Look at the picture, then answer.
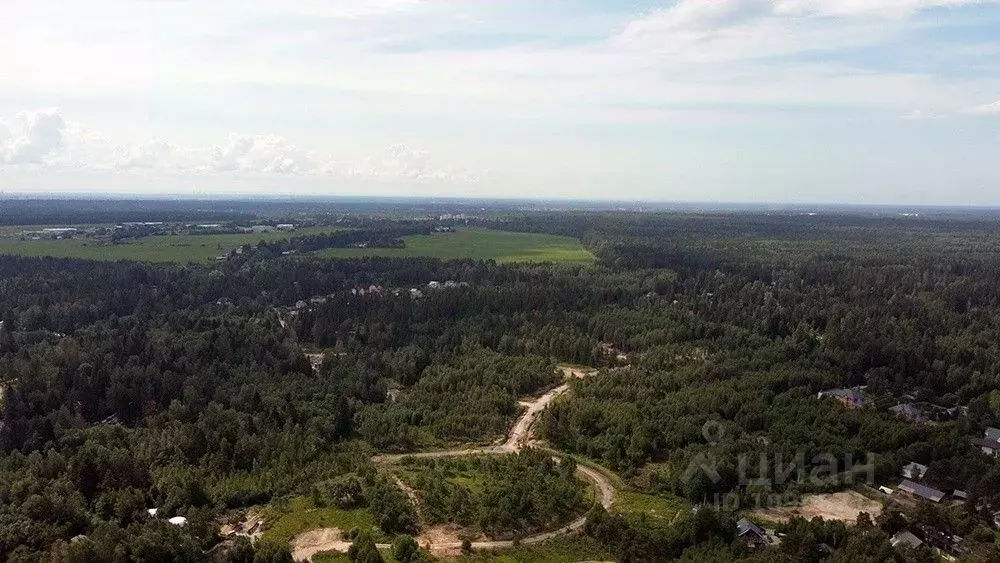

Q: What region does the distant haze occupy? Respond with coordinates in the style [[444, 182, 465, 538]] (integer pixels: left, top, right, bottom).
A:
[[1, 1, 999, 204]]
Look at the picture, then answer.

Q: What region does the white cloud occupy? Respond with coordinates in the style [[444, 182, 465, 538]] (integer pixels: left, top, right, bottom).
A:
[[0, 1, 998, 201], [902, 108, 947, 120], [0, 109, 481, 185], [208, 134, 316, 174], [614, 0, 911, 62], [962, 100, 1000, 115], [0, 108, 67, 164], [346, 143, 485, 184], [775, 0, 1000, 17]]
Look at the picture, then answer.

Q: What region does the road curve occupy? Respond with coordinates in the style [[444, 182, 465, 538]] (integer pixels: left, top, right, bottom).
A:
[[306, 366, 613, 558]]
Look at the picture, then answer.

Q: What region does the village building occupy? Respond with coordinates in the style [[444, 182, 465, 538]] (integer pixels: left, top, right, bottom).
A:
[[735, 518, 769, 548], [972, 436, 1000, 456], [898, 479, 945, 502]]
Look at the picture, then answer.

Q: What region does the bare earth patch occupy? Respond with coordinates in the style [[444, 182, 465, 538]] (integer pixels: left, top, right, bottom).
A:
[[418, 524, 483, 557], [291, 528, 350, 562], [219, 507, 264, 540], [752, 491, 882, 524]]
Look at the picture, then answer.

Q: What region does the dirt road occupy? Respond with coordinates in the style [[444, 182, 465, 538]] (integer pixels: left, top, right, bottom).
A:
[[298, 365, 614, 559]]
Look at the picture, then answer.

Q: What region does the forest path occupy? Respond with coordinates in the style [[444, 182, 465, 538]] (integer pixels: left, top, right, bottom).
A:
[[373, 365, 596, 464], [303, 365, 616, 558]]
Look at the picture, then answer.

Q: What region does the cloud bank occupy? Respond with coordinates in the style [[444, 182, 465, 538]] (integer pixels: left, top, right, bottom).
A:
[[0, 109, 483, 186], [0, 109, 67, 165]]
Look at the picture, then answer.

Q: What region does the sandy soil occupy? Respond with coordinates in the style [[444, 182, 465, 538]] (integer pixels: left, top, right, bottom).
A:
[[752, 490, 883, 524], [291, 528, 351, 561], [219, 508, 264, 540]]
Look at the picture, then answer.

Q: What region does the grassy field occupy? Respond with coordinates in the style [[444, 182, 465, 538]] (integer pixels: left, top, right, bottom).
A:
[[613, 489, 689, 527], [260, 496, 384, 544], [319, 229, 594, 264], [0, 226, 337, 263], [558, 451, 690, 528]]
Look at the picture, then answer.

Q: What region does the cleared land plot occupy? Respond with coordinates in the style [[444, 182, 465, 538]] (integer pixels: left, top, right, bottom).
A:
[[261, 496, 383, 544], [751, 490, 882, 524], [0, 226, 338, 263], [319, 230, 594, 264], [613, 489, 689, 527]]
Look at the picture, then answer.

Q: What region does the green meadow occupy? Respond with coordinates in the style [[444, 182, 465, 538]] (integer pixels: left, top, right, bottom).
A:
[[0, 226, 336, 263], [319, 229, 594, 264]]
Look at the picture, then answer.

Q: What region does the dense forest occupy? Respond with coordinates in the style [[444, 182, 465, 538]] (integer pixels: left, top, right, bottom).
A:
[[3, 208, 1000, 560]]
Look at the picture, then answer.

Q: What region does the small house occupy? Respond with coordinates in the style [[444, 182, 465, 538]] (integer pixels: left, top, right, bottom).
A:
[[736, 518, 768, 548], [898, 480, 945, 502], [971, 437, 1000, 456], [986, 427, 1000, 442]]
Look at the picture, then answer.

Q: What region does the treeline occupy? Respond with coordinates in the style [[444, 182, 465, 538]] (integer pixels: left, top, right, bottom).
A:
[[0, 199, 256, 226], [255, 225, 431, 256]]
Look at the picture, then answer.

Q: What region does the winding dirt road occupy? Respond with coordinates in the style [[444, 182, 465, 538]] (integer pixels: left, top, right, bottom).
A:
[[293, 365, 615, 559]]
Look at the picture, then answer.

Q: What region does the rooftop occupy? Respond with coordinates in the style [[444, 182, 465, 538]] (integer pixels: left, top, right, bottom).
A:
[[898, 479, 945, 502], [736, 518, 766, 538]]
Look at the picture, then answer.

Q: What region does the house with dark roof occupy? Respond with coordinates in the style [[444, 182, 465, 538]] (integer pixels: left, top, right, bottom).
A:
[[901, 461, 928, 480], [736, 518, 768, 548], [971, 437, 1000, 456], [898, 479, 945, 502]]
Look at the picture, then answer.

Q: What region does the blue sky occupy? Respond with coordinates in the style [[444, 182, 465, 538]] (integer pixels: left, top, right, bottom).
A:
[[0, 0, 998, 203]]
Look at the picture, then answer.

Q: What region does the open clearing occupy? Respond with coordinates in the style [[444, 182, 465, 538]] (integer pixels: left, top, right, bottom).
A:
[[318, 229, 594, 264], [261, 496, 382, 544], [0, 226, 338, 263], [751, 490, 883, 524]]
